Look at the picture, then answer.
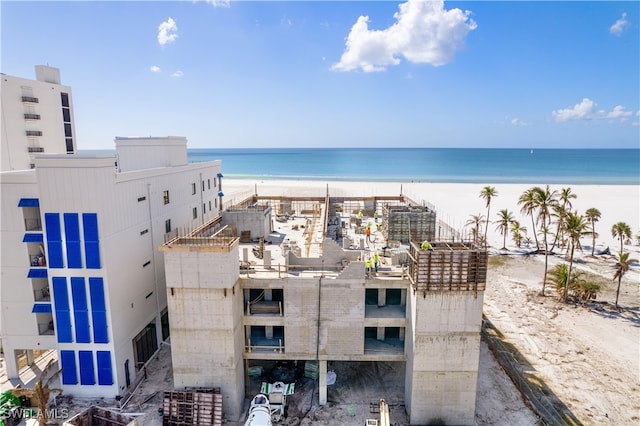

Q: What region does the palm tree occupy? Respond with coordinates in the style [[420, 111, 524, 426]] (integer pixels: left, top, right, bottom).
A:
[[611, 222, 632, 254], [465, 213, 485, 245], [551, 204, 569, 252], [563, 211, 588, 303], [613, 252, 637, 309], [10, 358, 63, 425], [551, 187, 577, 251], [510, 220, 528, 248], [479, 186, 497, 248], [533, 185, 558, 295], [494, 209, 515, 250], [584, 208, 601, 256], [518, 187, 540, 249]]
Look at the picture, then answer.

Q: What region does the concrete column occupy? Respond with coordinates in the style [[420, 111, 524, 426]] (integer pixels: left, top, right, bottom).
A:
[[399, 327, 405, 342], [266, 326, 274, 339], [319, 360, 327, 405], [378, 288, 386, 307], [243, 247, 248, 262], [401, 289, 407, 305], [26, 349, 34, 366], [377, 327, 385, 341], [263, 250, 271, 268], [5, 350, 19, 378], [264, 289, 272, 301], [359, 238, 365, 250]]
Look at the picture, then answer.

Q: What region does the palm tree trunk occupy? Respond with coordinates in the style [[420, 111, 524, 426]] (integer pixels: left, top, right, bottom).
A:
[[615, 275, 622, 309], [591, 220, 596, 256], [530, 213, 539, 249], [502, 228, 507, 250], [484, 205, 491, 248], [564, 244, 575, 303]]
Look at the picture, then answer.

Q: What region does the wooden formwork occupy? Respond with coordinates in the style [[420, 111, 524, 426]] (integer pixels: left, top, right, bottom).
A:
[[63, 406, 137, 426], [408, 242, 487, 292], [162, 388, 223, 426]]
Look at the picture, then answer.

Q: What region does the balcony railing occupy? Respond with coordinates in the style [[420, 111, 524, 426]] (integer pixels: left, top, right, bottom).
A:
[[25, 130, 43, 137], [28, 147, 44, 153], [37, 321, 55, 336], [24, 113, 41, 120], [33, 287, 51, 302], [246, 338, 285, 353], [22, 96, 39, 103], [24, 218, 42, 231]]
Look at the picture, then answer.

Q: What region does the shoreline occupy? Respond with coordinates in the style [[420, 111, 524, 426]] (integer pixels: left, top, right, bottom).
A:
[[223, 179, 640, 252]]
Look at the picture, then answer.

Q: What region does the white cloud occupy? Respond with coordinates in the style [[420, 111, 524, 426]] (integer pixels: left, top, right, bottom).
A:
[[609, 12, 629, 36], [204, 0, 230, 8], [332, 0, 477, 72], [552, 98, 633, 123], [158, 17, 178, 46], [171, 70, 184, 78], [511, 118, 531, 127], [150, 65, 161, 73]]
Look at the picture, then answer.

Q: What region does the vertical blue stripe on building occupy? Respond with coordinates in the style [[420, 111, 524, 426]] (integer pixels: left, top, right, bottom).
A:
[[44, 213, 64, 268], [89, 278, 109, 343], [70, 277, 91, 343], [96, 351, 114, 385], [52, 277, 73, 343], [64, 213, 82, 268], [60, 350, 77, 385], [78, 351, 96, 385], [83, 213, 101, 269]]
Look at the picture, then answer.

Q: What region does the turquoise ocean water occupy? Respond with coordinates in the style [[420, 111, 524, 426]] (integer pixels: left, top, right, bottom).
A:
[[186, 148, 639, 185]]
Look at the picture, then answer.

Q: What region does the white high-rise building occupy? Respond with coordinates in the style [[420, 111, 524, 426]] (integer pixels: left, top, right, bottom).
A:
[[1, 65, 77, 171], [1, 66, 224, 399]]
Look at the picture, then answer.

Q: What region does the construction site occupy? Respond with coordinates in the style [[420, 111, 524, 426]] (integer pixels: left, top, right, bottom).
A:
[[159, 188, 488, 426]]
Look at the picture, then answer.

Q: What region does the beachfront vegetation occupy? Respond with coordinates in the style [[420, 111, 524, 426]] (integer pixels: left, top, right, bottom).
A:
[[563, 211, 589, 303], [495, 209, 515, 250], [479, 186, 497, 248], [533, 185, 559, 295], [517, 188, 540, 250], [510, 220, 528, 248], [613, 252, 637, 309], [611, 221, 632, 255], [465, 213, 485, 246], [551, 187, 577, 252], [546, 263, 600, 302], [585, 208, 601, 256]]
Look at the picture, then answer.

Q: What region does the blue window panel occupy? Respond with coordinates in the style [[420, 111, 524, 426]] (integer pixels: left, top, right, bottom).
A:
[[64, 214, 82, 269], [83, 214, 101, 269], [89, 278, 109, 343], [96, 351, 113, 385], [217, 172, 224, 178], [22, 233, 43, 243], [60, 350, 77, 385], [78, 351, 95, 385], [18, 198, 39, 207], [31, 303, 52, 313], [27, 269, 48, 278], [71, 278, 90, 343], [45, 213, 64, 268], [52, 277, 72, 343]]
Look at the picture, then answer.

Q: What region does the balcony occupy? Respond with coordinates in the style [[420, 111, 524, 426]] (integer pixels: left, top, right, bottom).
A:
[[33, 287, 51, 302], [24, 218, 42, 231], [364, 327, 405, 355], [35, 313, 54, 336], [29, 254, 46, 267], [24, 113, 41, 120], [22, 96, 39, 103], [25, 130, 42, 137], [28, 147, 44, 153], [246, 326, 285, 353]]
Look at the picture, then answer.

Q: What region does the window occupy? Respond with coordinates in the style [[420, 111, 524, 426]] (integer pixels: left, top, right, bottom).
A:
[[202, 181, 205, 192], [64, 123, 72, 138], [65, 138, 74, 153], [61, 92, 70, 107], [203, 203, 206, 214], [163, 190, 170, 205], [192, 207, 197, 219], [214, 178, 217, 187], [215, 198, 218, 208], [143, 261, 151, 267], [207, 179, 211, 189], [62, 108, 71, 122], [209, 201, 212, 211], [165, 219, 171, 233], [140, 229, 148, 235], [191, 183, 196, 195], [137, 196, 146, 202]]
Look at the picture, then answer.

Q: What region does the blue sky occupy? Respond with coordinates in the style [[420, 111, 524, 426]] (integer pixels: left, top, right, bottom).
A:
[[2, 1, 639, 149]]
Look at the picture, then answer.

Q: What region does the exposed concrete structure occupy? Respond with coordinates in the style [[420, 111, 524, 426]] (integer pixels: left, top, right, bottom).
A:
[[161, 192, 487, 425]]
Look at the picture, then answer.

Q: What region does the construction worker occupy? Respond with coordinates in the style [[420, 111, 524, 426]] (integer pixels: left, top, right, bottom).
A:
[[373, 251, 380, 272], [365, 225, 372, 242], [357, 210, 363, 219], [365, 258, 372, 275], [421, 240, 432, 250]]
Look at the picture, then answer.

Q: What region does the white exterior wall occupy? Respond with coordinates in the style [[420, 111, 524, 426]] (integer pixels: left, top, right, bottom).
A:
[[1, 66, 76, 172], [114, 136, 188, 172]]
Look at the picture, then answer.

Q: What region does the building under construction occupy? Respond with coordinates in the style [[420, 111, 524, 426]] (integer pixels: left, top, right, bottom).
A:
[[159, 189, 487, 425]]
